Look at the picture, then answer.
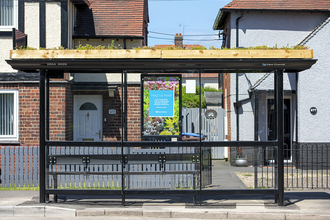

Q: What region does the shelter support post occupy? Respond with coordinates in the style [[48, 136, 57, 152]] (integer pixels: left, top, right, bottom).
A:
[[199, 69, 202, 205], [277, 69, 284, 206], [121, 71, 125, 205], [39, 69, 46, 203], [45, 70, 50, 202]]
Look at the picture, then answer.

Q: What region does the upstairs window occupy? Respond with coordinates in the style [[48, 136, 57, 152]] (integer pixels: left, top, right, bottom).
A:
[[0, 90, 18, 141], [0, 0, 18, 30]]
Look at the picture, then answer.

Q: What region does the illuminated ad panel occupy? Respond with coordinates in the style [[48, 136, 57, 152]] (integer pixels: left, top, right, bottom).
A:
[[141, 75, 181, 137]]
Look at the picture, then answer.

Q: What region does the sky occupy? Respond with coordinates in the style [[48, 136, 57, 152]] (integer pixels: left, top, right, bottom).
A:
[[148, 0, 232, 48]]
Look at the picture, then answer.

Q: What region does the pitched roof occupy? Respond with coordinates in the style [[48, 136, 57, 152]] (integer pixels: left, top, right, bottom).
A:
[[74, 0, 148, 37], [214, 0, 330, 30], [223, 0, 330, 11]]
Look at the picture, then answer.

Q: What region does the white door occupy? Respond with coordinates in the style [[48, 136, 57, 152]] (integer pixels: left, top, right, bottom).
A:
[[74, 95, 102, 141]]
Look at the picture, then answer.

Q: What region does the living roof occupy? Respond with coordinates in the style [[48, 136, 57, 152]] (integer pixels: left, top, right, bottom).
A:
[[6, 49, 316, 74], [213, 0, 330, 30]]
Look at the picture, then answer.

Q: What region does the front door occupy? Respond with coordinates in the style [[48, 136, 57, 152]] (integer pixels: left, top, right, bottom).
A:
[[267, 98, 291, 160], [74, 95, 102, 141]]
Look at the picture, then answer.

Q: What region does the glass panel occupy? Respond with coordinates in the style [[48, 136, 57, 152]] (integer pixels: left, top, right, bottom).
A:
[[79, 102, 97, 110], [48, 86, 124, 142], [202, 146, 278, 190], [122, 71, 200, 191], [47, 146, 122, 190], [0, 93, 14, 136], [0, 0, 13, 26], [123, 146, 200, 191], [46, 73, 123, 190], [141, 75, 181, 137], [181, 71, 203, 142]]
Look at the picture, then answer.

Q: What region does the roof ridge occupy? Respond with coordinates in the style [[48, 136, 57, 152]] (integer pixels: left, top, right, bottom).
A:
[[298, 16, 330, 46], [223, 0, 330, 11]]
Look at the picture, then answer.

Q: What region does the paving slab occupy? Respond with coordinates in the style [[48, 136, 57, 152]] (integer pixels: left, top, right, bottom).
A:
[[0, 190, 329, 219], [0, 206, 14, 217], [45, 206, 77, 217], [13, 206, 45, 217]]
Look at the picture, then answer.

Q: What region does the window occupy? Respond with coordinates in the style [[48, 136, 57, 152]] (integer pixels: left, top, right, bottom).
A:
[[0, 90, 18, 141], [0, 0, 18, 31], [79, 102, 97, 110]]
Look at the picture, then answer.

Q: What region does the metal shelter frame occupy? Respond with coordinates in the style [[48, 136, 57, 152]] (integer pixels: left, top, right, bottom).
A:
[[6, 57, 317, 206]]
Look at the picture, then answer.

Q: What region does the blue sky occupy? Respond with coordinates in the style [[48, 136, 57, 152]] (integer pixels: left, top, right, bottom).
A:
[[148, 0, 232, 48]]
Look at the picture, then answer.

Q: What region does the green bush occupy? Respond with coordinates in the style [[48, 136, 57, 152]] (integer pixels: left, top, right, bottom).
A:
[[182, 86, 221, 108]]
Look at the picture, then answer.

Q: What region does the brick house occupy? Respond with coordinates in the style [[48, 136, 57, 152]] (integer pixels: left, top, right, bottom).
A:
[[0, 0, 149, 146], [213, 0, 330, 165]]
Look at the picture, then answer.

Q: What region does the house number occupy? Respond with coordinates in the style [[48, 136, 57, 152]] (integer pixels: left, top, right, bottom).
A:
[[109, 109, 116, 114], [310, 107, 317, 115]]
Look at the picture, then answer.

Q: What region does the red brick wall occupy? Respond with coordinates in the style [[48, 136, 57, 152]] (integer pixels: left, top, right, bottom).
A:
[[125, 85, 141, 142], [76, 85, 141, 142], [103, 90, 122, 141], [223, 73, 231, 161], [107, 85, 141, 141], [223, 73, 231, 141], [0, 82, 72, 146], [19, 84, 39, 145], [49, 82, 73, 142], [1, 83, 142, 145]]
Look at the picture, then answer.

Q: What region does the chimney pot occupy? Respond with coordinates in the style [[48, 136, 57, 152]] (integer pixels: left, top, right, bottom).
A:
[[175, 33, 183, 47]]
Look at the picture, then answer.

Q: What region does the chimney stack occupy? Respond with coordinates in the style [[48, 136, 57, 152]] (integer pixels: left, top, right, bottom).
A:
[[175, 33, 183, 48]]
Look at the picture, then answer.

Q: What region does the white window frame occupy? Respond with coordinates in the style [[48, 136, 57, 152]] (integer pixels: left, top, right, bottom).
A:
[[0, 90, 19, 141], [0, 0, 18, 31]]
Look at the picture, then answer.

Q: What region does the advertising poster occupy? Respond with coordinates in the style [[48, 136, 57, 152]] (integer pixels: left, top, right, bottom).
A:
[[142, 75, 181, 137]]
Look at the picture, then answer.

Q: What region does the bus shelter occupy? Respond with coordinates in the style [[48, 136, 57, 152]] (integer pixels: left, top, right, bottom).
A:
[[7, 49, 316, 206]]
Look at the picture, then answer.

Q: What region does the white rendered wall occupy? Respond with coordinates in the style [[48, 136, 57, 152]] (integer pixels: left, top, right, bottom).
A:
[[0, 38, 17, 73], [229, 72, 295, 141], [46, 2, 61, 48], [298, 18, 330, 142], [227, 11, 328, 142], [230, 11, 328, 48], [25, 2, 39, 49]]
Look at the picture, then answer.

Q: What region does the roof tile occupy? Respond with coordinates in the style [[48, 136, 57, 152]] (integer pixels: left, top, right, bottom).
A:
[[74, 0, 148, 37], [223, 0, 330, 10]]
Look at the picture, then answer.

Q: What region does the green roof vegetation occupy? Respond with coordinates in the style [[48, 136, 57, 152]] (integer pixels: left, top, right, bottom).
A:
[[15, 40, 308, 50]]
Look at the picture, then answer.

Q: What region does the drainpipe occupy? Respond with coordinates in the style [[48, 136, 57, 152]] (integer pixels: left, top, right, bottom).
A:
[[235, 12, 243, 141], [236, 12, 243, 48], [295, 72, 299, 164]]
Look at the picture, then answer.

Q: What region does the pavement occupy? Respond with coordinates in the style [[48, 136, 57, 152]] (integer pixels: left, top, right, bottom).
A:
[[1, 160, 330, 219], [1, 190, 330, 219]]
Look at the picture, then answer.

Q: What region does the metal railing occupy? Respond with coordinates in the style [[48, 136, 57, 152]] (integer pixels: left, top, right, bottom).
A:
[[257, 143, 330, 189], [1, 144, 329, 189]]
